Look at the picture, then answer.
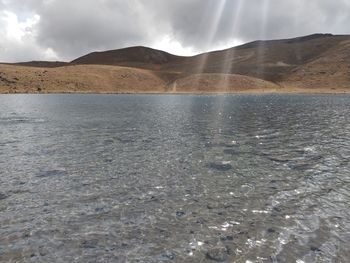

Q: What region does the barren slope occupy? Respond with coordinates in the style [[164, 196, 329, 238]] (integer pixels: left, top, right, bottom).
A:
[[0, 64, 283, 93], [280, 39, 350, 90], [70, 34, 350, 83], [1, 34, 350, 93], [170, 74, 280, 93], [0, 64, 167, 93], [163, 34, 350, 82]]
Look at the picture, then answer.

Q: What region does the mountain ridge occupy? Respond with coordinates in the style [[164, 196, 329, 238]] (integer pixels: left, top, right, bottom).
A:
[[1, 33, 350, 93]]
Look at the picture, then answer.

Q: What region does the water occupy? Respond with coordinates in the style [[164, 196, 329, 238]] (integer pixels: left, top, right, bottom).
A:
[[0, 94, 349, 263]]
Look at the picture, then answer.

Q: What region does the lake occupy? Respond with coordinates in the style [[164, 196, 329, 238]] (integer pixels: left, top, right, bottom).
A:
[[0, 94, 349, 262]]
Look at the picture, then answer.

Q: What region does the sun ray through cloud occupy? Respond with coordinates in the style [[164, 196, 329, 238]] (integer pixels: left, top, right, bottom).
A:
[[193, 0, 228, 76], [216, 0, 245, 91], [256, 0, 271, 79]]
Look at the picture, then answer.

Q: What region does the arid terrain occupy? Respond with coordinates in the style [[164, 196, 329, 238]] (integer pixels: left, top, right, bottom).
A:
[[1, 34, 350, 93]]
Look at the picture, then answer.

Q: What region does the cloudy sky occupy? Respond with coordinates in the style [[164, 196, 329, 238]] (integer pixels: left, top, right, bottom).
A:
[[0, 0, 350, 62]]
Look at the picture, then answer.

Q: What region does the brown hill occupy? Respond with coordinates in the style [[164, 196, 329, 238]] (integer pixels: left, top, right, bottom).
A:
[[1, 33, 350, 93], [71, 46, 184, 70], [0, 64, 282, 94], [163, 33, 350, 82], [280, 38, 350, 90], [0, 64, 168, 93], [70, 34, 350, 81]]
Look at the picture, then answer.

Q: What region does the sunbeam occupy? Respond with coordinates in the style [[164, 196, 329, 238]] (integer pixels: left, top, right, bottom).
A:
[[256, 0, 271, 79], [193, 0, 228, 77], [217, 0, 245, 91], [292, 0, 303, 63]]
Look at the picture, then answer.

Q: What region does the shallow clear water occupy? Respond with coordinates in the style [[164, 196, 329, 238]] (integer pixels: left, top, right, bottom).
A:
[[0, 94, 350, 263]]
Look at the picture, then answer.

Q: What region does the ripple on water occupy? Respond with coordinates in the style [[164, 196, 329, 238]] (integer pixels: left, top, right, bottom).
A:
[[1, 94, 350, 262], [0, 193, 8, 200], [0, 116, 46, 125]]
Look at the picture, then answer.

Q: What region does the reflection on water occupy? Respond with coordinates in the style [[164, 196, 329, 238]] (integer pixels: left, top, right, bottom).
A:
[[0, 94, 350, 262]]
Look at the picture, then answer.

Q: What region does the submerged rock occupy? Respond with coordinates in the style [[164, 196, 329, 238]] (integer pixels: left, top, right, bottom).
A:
[[220, 235, 234, 241], [81, 240, 98, 249], [37, 169, 67, 178], [162, 251, 176, 260], [205, 246, 229, 262], [267, 156, 290, 163], [223, 149, 240, 155], [310, 245, 322, 253], [208, 163, 233, 171], [94, 207, 104, 213], [267, 228, 276, 233], [176, 211, 186, 218]]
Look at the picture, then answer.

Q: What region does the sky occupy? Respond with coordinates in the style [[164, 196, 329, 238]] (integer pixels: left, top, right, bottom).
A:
[[0, 0, 350, 62]]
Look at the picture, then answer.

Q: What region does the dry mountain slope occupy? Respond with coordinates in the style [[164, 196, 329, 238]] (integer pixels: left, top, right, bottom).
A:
[[1, 33, 350, 93], [0, 64, 279, 93], [171, 73, 280, 93], [162, 33, 350, 82], [0, 64, 168, 93], [72, 34, 350, 80], [71, 33, 350, 90], [280, 38, 350, 89]]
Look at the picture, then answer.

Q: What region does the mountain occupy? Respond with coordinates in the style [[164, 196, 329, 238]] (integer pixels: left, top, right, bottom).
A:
[[1, 33, 350, 93], [163, 33, 350, 82], [71, 46, 184, 70]]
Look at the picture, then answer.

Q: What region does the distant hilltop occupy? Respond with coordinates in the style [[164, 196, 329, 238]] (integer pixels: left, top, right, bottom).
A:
[[1, 33, 350, 94]]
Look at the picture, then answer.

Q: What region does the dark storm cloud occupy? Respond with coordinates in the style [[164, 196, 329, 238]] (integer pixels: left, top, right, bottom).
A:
[[1, 0, 350, 61], [152, 0, 350, 49], [35, 0, 159, 59]]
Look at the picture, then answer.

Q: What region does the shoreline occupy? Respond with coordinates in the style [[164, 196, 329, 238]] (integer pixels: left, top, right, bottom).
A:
[[1, 89, 350, 95]]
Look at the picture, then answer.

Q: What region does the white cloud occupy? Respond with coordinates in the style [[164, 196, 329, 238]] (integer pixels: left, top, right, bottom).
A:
[[151, 35, 196, 56], [0, 9, 58, 62]]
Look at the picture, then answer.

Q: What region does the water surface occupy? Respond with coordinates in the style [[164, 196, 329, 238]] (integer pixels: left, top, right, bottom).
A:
[[0, 94, 350, 262]]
